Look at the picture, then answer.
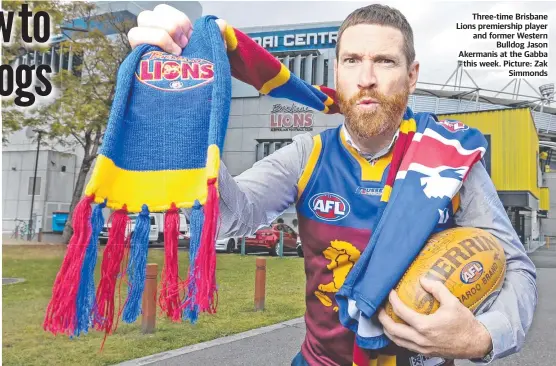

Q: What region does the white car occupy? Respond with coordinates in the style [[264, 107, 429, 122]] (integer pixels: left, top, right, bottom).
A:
[[99, 212, 188, 245], [99, 213, 158, 244], [215, 237, 240, 253], [153, 212, 189, 243]]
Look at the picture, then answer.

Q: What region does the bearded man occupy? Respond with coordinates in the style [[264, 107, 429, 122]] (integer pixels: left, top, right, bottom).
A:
[[128, 4, 537, 365]]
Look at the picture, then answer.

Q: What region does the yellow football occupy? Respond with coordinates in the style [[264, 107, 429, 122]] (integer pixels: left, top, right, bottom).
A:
[[385, 227, 506, 323]]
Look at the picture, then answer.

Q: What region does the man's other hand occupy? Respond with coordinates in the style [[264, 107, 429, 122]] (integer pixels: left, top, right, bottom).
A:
[[378, 277, 493, 360], [128, 4, 227, 56]]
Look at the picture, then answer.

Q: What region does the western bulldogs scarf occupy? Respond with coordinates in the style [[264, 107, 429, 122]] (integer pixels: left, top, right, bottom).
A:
[[335, 109, 488, 360], [42, 15, 340, 342]]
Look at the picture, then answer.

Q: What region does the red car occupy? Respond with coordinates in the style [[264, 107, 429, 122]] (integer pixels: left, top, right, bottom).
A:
[[244, 223, 298, 256]]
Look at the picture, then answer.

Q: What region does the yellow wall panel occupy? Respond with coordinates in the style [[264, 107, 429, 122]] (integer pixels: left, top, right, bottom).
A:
[[438, 108, 540, 198], [540, 187, 550, 211]]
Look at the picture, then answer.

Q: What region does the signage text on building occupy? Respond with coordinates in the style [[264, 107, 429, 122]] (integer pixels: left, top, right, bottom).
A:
[[248, 26, 339, 52], [270, 103, 314, 131]]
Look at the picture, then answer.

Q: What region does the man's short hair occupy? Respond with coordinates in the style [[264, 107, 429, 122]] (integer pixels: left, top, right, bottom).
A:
[[336, 4, 415, 67]]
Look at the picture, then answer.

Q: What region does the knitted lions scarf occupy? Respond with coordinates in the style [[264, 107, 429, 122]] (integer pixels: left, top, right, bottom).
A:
[[43, 16, 488, 363], [43, 15, 339, 342]]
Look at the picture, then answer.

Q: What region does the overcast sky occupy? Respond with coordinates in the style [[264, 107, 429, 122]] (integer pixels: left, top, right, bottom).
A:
[[198, 1, 556, 100]]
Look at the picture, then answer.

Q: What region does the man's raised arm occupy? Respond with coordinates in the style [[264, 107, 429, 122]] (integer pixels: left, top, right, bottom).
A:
[[214, 133, 314, 238]]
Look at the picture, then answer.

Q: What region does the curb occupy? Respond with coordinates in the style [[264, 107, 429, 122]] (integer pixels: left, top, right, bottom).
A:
[[114, 317, 304, 365]]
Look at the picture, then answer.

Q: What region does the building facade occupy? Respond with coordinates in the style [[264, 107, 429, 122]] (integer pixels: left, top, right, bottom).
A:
[[3, 12, 556, 245], [3, 135, 79, 234]]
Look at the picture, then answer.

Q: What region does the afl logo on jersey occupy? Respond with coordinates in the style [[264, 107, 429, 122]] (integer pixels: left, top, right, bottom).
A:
[[135, 51, 214, 92], [309, 193, 350, 222], [460, 261, 484, 284]]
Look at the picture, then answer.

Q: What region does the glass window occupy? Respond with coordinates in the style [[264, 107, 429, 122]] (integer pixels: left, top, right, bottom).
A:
[[28, 177, 41, 195], [62, 52, 70, 71], [323, 59, 329, 87], [255, 139, 293, 162], [71, 52, 83, 78], [52, 48, 60, 73], [43, 52, 51, 67], [263, 142, 270, 157]]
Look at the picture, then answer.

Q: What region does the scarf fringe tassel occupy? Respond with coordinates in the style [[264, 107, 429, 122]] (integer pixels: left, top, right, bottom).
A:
[[44, 178, 221, 344]]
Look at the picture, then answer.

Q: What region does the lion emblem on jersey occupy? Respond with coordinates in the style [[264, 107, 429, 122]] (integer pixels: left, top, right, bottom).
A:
[[314, 240, 361, 312]]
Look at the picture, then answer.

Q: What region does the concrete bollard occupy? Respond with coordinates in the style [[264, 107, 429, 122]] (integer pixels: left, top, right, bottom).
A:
[[254, 257, 266, 311], [142, 263, 158, 334]]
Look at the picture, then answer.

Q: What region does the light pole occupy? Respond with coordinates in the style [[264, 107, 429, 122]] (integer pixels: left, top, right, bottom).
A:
[[27, 129, 44, 241]]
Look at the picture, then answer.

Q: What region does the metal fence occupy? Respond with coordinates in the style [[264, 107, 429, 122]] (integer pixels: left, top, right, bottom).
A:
[[525, 233, 549, 253]]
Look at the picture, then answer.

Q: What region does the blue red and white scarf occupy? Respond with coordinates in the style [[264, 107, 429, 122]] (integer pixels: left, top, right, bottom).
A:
[[335, 109, 487, 356]]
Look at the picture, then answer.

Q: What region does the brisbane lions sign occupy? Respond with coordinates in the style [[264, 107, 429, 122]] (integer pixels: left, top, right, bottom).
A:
[[270, 103, 314, 132]]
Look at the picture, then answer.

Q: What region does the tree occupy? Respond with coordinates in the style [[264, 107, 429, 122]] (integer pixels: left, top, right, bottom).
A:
[[2, 1, 136, 243]]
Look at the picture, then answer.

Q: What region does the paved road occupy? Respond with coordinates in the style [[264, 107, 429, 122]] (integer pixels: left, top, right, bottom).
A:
[[456, 244, 556, 366], [119, 243, 555, 366], [456, 270, 555, 366]]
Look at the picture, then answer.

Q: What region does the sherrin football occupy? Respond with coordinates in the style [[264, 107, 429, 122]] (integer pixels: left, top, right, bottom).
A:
[[385, 227, 506, 323]]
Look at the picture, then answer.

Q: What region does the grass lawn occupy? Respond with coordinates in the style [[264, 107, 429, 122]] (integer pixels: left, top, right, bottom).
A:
[[2, 245, 306, 366]]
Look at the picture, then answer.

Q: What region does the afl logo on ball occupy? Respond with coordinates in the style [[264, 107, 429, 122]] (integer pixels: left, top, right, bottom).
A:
[[309, 193, 350, 222], [460, 261, 484, 284], [135, 51, 214, 92]]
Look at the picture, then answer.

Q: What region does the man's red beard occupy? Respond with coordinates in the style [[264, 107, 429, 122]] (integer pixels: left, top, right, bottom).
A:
[[337, 85, 410, 139]]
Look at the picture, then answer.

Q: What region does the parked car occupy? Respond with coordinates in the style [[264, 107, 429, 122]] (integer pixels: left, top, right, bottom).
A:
[[99, 212, 188, 245], [99, 213, 158, 244], [152, 212, 188, 243], [244, 223, 298, 256], [296, 235, 303, 257], [215, 237, 241, 253]]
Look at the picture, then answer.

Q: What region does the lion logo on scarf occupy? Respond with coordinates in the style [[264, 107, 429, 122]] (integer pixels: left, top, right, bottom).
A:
[[314, 240, 361, 312]]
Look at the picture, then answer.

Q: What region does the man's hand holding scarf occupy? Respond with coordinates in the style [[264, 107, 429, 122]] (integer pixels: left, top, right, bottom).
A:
[[128, 4, 228, 54], [378, 277, 493, 360]]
